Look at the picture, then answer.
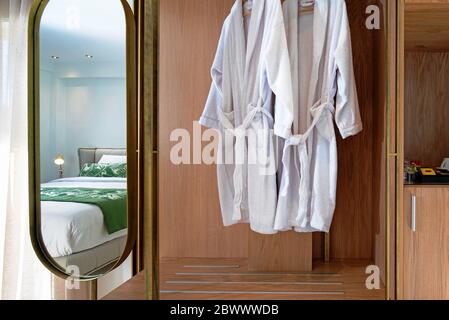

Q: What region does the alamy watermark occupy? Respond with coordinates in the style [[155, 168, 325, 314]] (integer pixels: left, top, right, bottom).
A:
[[365, 265, 381, 290], [366, 5, 381, 30], [170, 121, 281, 176], [65, 265, 81, 290]]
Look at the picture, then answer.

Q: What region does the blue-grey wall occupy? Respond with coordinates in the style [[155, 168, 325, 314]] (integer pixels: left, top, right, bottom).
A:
[[40, 62, 126, 182]]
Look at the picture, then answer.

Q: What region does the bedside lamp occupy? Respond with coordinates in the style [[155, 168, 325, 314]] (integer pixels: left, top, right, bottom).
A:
[[54, 154, 65, 178]]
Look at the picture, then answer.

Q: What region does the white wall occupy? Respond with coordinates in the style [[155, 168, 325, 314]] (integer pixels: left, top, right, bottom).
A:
[[40, 62, 126, 182]]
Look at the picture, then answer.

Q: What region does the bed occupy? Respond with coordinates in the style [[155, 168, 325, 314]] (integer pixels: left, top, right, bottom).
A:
[[40, 148, 128, 276]]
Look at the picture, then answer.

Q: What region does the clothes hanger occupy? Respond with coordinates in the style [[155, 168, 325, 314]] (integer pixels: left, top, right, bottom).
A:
[[243, 0, 252, 17], [299, 0, 315, 16], [243, 0, 314, 17]]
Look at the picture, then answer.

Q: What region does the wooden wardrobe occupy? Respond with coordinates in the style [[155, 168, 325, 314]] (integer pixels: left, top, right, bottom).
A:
[[398, 0, 449, 300], [157, 0, 390, 300]]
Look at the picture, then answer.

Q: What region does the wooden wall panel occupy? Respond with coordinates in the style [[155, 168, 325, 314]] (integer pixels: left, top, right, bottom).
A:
[[405, 1, 449, 51], [405, 52, 449, 167], [159, 0, 247, 258]]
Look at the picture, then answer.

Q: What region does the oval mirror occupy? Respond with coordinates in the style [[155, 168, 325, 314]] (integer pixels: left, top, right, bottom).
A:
[[28, 0, 137, 280]]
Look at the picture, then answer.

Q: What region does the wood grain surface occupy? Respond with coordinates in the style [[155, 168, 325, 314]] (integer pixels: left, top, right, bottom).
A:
[[103, 258, 385, 300], [248, 232, 312, 272], [402, 186, 449, 299], [159, 0, 247, 258], [405, 52, 449, 167], [159, 0, 386, 263], [330, 0, 383, 260], [405, 1, 449, 51]]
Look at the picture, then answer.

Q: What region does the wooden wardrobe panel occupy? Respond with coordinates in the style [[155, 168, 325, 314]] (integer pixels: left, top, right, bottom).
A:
[[405, 52, 449, 167], [248, 232, 312, 272], [385, 0, 399, 299], [159, 0, 248, 258], [372, 0, 387, 282], [330, 0, 376, 260], [402, 187, 449, 299], [313, 233, 323, 259], [405, 1, 449, 51]]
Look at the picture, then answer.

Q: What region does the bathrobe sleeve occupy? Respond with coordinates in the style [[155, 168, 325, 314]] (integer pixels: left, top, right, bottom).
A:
[[334, 2, 363, 139], [264, 3, 294, 139], [199, 21, 227, 130]]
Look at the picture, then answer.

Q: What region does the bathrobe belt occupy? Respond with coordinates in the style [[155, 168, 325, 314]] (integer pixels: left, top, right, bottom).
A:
[[280, 97, 335, 228], [218, 97, 274, 221]]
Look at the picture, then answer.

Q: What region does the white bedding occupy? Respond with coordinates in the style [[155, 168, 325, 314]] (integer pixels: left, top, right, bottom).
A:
[[41, 177, 128, 258]]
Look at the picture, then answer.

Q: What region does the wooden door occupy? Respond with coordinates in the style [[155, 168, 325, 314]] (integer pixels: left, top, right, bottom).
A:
[[402, 187, 449, 299]]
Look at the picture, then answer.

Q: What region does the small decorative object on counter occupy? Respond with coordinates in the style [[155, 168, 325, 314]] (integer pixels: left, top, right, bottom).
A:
[[404, 160, 421, 183], [420, 168, 436, 176], [417, 167, 449, 183], [441, 158, 449, 170]]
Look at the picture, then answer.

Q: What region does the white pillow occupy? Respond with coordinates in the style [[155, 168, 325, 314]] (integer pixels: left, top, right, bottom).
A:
[[98, 155, 127, 164]]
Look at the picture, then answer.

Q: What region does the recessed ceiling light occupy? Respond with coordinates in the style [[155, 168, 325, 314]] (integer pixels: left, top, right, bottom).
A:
[[85, 54, 94, 59], [51, 56, 59, 60]]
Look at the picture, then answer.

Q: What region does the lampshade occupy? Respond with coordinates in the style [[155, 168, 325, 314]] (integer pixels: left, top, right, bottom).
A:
[[54, 155, 65, 166]]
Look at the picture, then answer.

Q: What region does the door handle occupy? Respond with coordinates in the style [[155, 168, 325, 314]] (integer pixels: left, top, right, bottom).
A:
[[411, 194, 417, 232]]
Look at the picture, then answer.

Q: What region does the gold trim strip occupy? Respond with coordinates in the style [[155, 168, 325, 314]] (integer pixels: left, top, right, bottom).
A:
[[396, 0, 405, 301], [165, 280, 344, 286], [142, 0, 160, 300], [385, 0, 391, 301], [324, 233, 330, 262], [160, 290, 345, 296], [90, 279, 98, 301], [175, 272, 341, 277], [183, 265, 241, 269]]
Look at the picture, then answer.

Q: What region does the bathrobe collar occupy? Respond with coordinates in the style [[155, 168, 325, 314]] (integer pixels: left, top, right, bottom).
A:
[[230, 0, 266, 84], [308, 0, 329, 105]]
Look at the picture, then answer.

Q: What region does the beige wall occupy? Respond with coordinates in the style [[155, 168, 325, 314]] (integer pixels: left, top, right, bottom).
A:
[[0, 0, 9, 20]]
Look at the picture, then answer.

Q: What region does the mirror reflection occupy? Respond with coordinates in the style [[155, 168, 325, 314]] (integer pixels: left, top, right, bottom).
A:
[[39, 0, 128, 278]]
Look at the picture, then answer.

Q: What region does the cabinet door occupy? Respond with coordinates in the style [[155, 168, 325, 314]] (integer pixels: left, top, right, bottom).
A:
[[403, 187, 449, 299]]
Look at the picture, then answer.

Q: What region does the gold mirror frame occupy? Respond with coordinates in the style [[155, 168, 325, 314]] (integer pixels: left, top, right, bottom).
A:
[[28, 0, 138, 280]]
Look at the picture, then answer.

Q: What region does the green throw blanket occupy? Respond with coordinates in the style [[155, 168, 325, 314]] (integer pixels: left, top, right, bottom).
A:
[[41, 187, 127, 234]]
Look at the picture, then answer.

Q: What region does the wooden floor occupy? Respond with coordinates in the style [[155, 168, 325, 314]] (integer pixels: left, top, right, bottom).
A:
[[160, 258, 385, 300], [104, 258, 385, 300]]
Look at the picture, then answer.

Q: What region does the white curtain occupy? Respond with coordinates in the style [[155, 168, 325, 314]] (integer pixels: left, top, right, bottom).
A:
[[0, 0, 52, 300]]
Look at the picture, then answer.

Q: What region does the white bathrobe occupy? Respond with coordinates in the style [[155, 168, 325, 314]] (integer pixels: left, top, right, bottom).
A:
[[200, 0, 293, 234], [275, 0, 363, 233]]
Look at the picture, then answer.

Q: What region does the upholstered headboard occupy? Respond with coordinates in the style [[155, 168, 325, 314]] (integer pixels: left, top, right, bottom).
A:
[[78, 148, 127, 169]]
